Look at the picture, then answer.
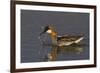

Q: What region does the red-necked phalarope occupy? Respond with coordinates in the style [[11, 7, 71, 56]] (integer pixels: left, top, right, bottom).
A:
[[39, 25, 84, 46]]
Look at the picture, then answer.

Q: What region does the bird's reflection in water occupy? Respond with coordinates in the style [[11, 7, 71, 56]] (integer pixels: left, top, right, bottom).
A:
[[43, 44, 84, 61]]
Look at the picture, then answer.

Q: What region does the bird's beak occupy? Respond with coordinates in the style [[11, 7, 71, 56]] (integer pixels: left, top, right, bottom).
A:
[[38, 31, 46, 39], [39, 25, 49, 36], [39, 31, 45, 36], [39, 28, 48, 36]]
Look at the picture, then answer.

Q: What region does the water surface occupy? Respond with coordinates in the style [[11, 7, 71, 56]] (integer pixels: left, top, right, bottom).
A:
[[21, 10, 89, 63]]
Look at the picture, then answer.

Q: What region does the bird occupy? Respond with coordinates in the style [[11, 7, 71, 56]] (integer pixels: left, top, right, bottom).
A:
[[39, 25, 84, 47]]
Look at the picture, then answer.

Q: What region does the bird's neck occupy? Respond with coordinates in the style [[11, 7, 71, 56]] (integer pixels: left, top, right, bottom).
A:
[[49, 30, 57, 45]]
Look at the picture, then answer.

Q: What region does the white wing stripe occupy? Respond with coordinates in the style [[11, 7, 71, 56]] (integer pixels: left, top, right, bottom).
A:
[[75, 37, 84, 43]]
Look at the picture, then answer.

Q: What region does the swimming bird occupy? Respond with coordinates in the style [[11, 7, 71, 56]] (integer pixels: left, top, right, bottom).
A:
[[39, 25, 84, 46]]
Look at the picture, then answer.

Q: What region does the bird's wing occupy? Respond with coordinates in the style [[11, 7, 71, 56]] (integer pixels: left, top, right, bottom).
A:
[[57, 35, 83, 42]]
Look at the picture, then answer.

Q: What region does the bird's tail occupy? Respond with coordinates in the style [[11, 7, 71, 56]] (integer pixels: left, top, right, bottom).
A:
[[74, 37, 84, 44]]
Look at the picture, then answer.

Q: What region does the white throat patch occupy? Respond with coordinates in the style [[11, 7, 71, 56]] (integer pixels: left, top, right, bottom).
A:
[[46, 29, 52, 34]]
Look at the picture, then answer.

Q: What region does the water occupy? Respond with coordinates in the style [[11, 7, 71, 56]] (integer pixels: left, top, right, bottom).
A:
[[21, 10, 89, 63], [47, 44, 89, 61]]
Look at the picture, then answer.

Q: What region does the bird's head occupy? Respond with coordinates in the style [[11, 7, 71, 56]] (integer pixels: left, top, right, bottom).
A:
[[39, 25, 53, 36]]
